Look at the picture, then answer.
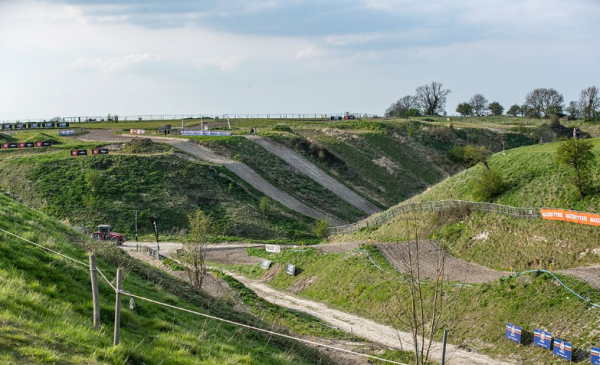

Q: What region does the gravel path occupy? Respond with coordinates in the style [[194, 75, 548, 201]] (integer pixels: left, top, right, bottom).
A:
[[376, 241, 507, 283], [246, 136, 381, 215], [226, 270, 515, 365], [559, 265, 600, 290]]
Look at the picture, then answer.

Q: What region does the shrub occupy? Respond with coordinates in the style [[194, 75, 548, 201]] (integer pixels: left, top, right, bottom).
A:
[[313, 219, 329, 238], [473, 170, 507, 202]]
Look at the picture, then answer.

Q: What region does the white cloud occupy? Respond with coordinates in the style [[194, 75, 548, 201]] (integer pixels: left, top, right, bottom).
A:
[[67, 54, 165, 72]]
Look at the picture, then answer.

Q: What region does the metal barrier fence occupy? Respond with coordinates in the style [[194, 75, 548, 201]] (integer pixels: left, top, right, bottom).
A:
[[327, 200, 543, 235], [0, 112, 380, 125]]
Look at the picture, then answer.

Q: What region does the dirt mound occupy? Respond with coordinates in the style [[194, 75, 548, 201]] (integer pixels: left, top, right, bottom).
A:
[[25, 133, 61, 144], [288, 275, 317, 293], [376, 241, 506, 283], [0, 133, 16, 142], [260, 262, 281, 282], [122, 139, 173, 154]]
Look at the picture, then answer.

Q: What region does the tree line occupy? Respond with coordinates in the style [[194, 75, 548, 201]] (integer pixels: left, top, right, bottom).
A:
[[386, 83, 600, 122]]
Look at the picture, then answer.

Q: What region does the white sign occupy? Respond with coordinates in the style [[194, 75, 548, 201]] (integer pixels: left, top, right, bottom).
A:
[[265, 244, 281, 253], [285, 263, 296, 276], [260, 260, 272, 269]]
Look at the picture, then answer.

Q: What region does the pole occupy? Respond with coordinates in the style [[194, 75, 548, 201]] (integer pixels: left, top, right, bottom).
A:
[[88, 253, 101, 330], [134, 211, 138, 242], [441, 330, 448, 365], [114, 268, 123, 346]]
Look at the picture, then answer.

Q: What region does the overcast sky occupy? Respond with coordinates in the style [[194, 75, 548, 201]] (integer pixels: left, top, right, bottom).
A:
[[1, 0, 599, 120]]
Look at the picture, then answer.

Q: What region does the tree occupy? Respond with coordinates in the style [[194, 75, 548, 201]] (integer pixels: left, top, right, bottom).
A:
[[259, 196, 270, 217], [524, 88, 564, 118], [415, 81, 451, 116], [183, 210, 214, 292], [469, 94, 488, 116], [385, 95, 420, 118], [463, 144, 491, 172], [566, 101, 580, 120], [313, 219, 330, 238], [507, 104, 521, 117], [384, 218, 462, 365], [579, 86, 599, 122], [456, 102, 473, 116], [555, 139, 596, 199], [488, 101, 504, 116]]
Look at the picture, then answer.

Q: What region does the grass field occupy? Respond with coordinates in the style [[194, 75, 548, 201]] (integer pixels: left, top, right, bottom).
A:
[[0, 193, 334, 364], [226, 244, 600, 364]]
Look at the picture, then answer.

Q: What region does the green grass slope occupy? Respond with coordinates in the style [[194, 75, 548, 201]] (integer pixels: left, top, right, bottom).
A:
[[263, 120, 538, 208], [0, 193, 331, 364], [0, 139, 315, 241], [193, 136, 366, 222], [413, 138, 600, 212], [230, 245, 600, 365]]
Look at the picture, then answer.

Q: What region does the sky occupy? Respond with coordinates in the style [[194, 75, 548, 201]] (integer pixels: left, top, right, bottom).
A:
[[0, 0, 599, 120]]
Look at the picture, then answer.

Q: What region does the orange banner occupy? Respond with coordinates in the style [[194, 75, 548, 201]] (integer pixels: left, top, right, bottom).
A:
[[540, 209, 600, 227]]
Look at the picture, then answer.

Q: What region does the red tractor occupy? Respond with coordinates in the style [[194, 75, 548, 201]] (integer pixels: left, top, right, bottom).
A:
[[90, 224, 126, 245]]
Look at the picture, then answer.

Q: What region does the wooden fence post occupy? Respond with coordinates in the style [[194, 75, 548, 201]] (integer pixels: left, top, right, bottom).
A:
[[88, 253, 101, 330], [114, 268, 123, 346]]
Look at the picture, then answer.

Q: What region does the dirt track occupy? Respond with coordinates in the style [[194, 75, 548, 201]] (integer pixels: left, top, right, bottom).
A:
[[246, 136, 381, 215], [226, 270, 515, 365], [77, 130, 344, 225], [376, 241, 507, 283]]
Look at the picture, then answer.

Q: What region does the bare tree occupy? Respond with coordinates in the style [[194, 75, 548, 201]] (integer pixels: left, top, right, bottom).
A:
[[384, 217, 461, 365], [524, 88, 564, 117], [579, 86, 599, 121], [566, 101, 580, 120], [469, 94, 488, 116], [182, 209, 214, 292], [415, 81, 451, 116], [386, 95, 419, 118]]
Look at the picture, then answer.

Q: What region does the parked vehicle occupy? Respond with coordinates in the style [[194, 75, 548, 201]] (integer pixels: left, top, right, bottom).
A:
[[90, 224, 125, 245]]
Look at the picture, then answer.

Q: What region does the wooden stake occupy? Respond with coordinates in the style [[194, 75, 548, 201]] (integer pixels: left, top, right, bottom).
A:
[[88, 253, 101, 330], [114, 268, 123, 346]]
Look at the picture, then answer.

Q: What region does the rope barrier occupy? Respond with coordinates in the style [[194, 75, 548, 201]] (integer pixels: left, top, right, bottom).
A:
[[0, 227, 408, 364], [0, 228, 88, 267], [119, 290, 409, 365]]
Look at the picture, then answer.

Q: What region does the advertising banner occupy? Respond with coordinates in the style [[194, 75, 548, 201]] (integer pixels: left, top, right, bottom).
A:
[[71, 149, 88, 156], [533, 329, 552, 350], [59, 130, 75, 136], [2, 124, 12, 130], [14, 124, 25, 130], [1, 143, 7, 149], [265, 244, 281, 253], [19, 142, 25, 148], [41, 141, 52, 147], [42, 122, 54, 128], [591, 346, 600, 365], [24, 142, 35, 148], [505, 323, 522, 344], [8, 142, 18, 148], [285, 263, 296, 276], [541, 209, 600, 227], [260, 260, 272, 269], [56, 122, 70, 128], [553, 339, 572, 361], [28, 123, 40, 128], [130, 129, 146, 135], [181, 130, 232, 136]]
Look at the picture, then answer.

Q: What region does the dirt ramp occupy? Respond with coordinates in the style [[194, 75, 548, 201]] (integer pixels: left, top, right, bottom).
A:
[[376, 241, 506, 283]]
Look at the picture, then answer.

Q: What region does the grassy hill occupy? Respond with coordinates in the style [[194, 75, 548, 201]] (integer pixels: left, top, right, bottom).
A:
[[225, 245, 600, 365], [0, 138, 316, 241], [0, 193, 333, 364], [332, 138, 600, 271]]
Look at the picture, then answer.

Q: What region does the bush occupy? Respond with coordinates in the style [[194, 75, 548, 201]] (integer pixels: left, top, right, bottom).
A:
[[448, 145, 466, 163], [473, 170, 507, 202], [313, 219, 329, 238]]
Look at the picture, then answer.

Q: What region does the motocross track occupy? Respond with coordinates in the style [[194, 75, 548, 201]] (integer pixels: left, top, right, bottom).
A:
[[77, 130, 344, 225], [245, 135, 381, 215]]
